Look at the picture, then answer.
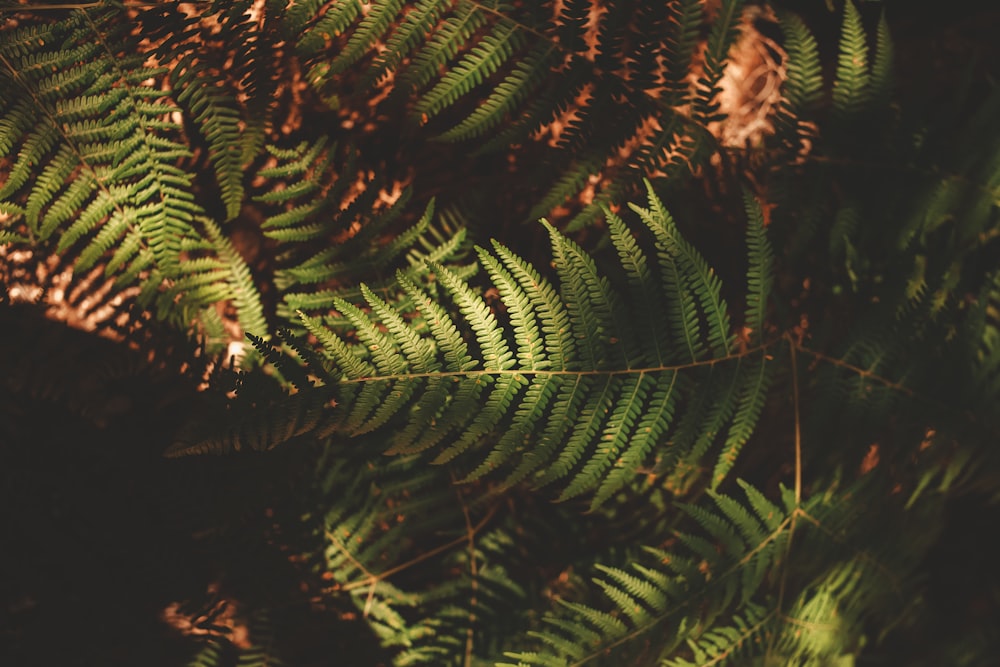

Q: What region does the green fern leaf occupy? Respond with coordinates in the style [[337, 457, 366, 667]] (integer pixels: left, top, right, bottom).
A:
[[172, 59, 245, 220], [712, 353, 771, 489], [630, 183, 718, 361], [186, 191, 770, 508], [542, 219, 633, 369], [490, 240, 575, 370], [663, 603, 770, 667], [692, 0, 743, 123], [397, 270, 475, 373], [505, 484, 788, 666], [561, 372, 654, 502], [870, 10, 894, 106], [742, 191, 774, 344], [833, 0, 871, 119], [395, 1, 490, 96], [360, 0, 449, 89], [662, 0, 703, 101], [779, 12, 823, 114], [436, 42, 559, 143], [431, 260, 514, 372], [415, 20, 525, 123], [592, 370, 681, 508], [295, 0, 365, 56]]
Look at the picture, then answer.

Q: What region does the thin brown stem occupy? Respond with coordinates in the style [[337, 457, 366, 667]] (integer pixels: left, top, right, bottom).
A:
[[341, 502, 499, 592], [453, 473, 479, 667], [786, 334, 802, 505]]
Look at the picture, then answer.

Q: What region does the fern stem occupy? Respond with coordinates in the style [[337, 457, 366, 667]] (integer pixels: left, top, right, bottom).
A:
[[795, 342, 915, 400], [796, 341, 999, 436], [787, 334, 802, 505], [765, 335, 803, 662], [700, 609, 777, 667], [331, 340, 780, 386], [767, 508, 801, 661]]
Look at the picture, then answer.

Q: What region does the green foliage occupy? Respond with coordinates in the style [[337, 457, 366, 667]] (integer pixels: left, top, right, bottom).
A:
[[0, 1, 267, 338], [280, 0, 753, 229], [174, 185, 773, 515], [3, 1, 1000, 666]]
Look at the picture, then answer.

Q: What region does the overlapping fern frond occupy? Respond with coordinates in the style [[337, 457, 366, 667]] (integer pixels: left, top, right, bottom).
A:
[[140, 0, 281, 221], [282, 0, 752, 228], [501, 469, 946, 667], [6, 2, 1000, 666], [500, 480, 791, 666], [171, 184, 775, 509], [250, 136, 476, 328], [0, 2, 267, 342], [1, 9, 195, 274], [288, 440, 575, 667]]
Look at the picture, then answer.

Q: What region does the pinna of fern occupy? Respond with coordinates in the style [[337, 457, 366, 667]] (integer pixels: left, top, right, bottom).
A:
[[132, 0, 283, 221], [169, 183, 775, 511]]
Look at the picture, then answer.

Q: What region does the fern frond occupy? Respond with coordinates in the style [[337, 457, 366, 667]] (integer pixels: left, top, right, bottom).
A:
[[832, 0, 870, 120], [712, 353, 772, 489], [542, 218, 633, 369], [663, 603, 771, 667], [433, 260, 515, 372], [742, 191, 774, 344], [691, 0, 743, 124], [631, 181, 732, 359], [559, 372, 655, 503], [477, 247, 547, 371], [397, 270, 476, 373], [295, 0, 365, 57], [605, 206, 667, 367], [203, 217, 267, 343], [778, 12, 823, 114], [280, 0, 734, 229], [0, 5, 260, 335], [361, 0, 450, 89], [186, 638, 226, 667], [398, 1, 492, 96], [662, 0, 703, 101], [255, 143, 474, 329], [870, 11, 894, 107], [526, 155, 605, 226], [592, 370, 681, 508], [172, 58, 245, 220], [414, 19, 526, 124], [472, 61, 589, 156], [190, 193, 772, 507], [218, 608, 286, 667], [435, 41, 559, 143], [503, 483, 791, 666], [255, 137, 356, 244], [490, 240, 575, 370]]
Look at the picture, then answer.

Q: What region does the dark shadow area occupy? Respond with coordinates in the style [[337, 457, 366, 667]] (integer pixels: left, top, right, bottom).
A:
[[0, 306, 385, 666]]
